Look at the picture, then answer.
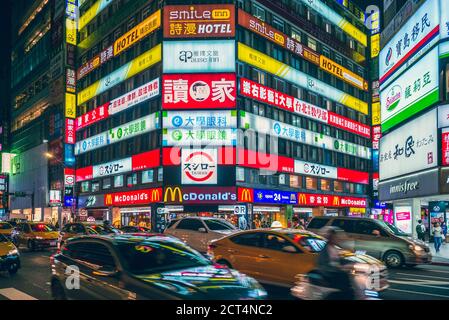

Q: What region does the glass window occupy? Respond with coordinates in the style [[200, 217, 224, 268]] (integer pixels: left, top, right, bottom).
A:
[[92, 181, 100, 192], [66, 242, 116, 270], [305, 177, 317, 190], [175, 219, 204, 231], [81, 181, 90, 193], [252, 4, 266, 21], [262, 233, 293, 251], [331, 219, 356, 233], [236, 167, 245, 182], [204, 219, 236, 231], [290, 175, 301, 188], [103, 178, 111, 190], [127, 173, 138, 187], [307, 217, 331, 229], [142, 170, 154, 184], [291, 28, 301, 42], [320, 179, 331, 191], [334, 181, 344, 193], [158, 168, 163, 182], [114, 175, 124, 188], [308, 37, 317, 51], [353, 220, 379, 235], [230, 232, 263, 247]]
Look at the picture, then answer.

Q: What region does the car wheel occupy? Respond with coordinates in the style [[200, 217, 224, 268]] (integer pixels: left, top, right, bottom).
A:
[[383, 251, 404, 268], [27, 240, 36, 252], [216, 259, 232, 268], [8, 261, 19, 275], [51, 279, 67, 300]]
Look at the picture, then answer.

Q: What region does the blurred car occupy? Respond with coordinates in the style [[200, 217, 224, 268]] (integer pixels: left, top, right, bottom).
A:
[[120, 226, 151, 233], [11, 222, 59, 251], [208, 228, 388, 291], [50, 234, 267, 300], [0, 234, 20, 274], [164, 217, 238, 252], [307, 216, 431, 268], [0, 222, 14, 238]]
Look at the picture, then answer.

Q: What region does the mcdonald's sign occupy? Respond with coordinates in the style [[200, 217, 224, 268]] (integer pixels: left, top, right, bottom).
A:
[[104, 188, 162, 206], [297, 193, 308, 205], [164, 186, 183, 203], [295, 193, 366, 208], [238, 188, 253, 203], [332, 196, 340, 207]]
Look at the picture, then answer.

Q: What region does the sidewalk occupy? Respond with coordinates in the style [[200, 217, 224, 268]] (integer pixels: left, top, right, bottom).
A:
[[428, 241, 449, 266]]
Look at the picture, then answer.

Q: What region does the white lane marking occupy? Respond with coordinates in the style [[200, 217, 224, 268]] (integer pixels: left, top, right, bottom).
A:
[[389, 279, 449, 290], [0, 288, 38, 300], [395, 273, 449, 280], [388, 288, 449, 299]]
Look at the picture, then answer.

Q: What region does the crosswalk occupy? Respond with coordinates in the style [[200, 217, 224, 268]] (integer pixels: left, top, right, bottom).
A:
[[0, 288, 37, 300]]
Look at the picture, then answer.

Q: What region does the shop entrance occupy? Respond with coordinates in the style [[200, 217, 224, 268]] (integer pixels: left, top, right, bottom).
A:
[[120, 207, 152, 229]]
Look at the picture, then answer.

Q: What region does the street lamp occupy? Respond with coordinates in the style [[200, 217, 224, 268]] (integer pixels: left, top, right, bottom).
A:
[[44, 152, 76, 226]]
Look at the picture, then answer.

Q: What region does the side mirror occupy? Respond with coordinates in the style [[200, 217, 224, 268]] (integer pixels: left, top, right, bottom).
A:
[[282, 245, 297, 253], [372, 230, 381, 237], [198, 227, 207, 233]]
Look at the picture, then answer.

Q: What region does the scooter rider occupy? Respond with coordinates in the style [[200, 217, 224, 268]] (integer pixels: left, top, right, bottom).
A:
[[317, 227, 355, 299]]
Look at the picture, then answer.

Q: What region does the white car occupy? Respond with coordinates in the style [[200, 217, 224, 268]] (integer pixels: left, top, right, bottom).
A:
[[164, 217, 238, 253]]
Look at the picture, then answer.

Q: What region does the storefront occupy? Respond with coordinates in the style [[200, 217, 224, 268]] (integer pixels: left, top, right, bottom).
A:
[[120, 207, 152, 228]]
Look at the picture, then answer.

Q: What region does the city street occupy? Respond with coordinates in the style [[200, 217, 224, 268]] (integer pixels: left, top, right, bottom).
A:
[[2, 248, 449, 300]]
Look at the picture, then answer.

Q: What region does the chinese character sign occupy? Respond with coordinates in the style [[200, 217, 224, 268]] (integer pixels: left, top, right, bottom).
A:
[[162, 74, 236, 109], [163, 110, 237, 129]]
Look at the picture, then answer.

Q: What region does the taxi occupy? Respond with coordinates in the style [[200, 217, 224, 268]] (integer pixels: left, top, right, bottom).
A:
[[12, 222, 59, 251], [208, 228, 388, 289], [0, 234, 20, 274], [0, 221, 14, 237]]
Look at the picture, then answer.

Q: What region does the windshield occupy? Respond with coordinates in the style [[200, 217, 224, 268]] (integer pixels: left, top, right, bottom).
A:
[[117, 238, 211, 275], [88, 225, 111, 235], [31, 224, 55, 232], [0, 223, 12, 230], [204, 219, 236, 231], [286, 233, 327, 252], [375, 220, 407, 236], [85, 227, 100, 235]]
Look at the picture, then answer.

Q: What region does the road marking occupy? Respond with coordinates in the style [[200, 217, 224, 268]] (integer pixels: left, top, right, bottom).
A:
[[395, 273, 449, 280], [0, 288, 38, 300], [389, 279, 449, 290], [388, 288, 449, 299]]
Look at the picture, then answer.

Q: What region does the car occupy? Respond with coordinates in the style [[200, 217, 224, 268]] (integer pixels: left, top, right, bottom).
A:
[[207, 228, 388, 291], [164, 217, 238, 253], [120, 226, 151, 233], [59, 223, 103, 247], [11, 222, 59, 251], [0, 222, 14, 238], [0, 234, 20, 275], [306, 216, 432, 268], [50, 234, 267, 300]]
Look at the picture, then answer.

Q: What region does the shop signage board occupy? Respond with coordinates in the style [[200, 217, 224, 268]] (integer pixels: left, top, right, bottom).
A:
[[240, 78, 370, 138], [181, 149, 217, 185], [240, 112, 371, 159], [379, 109, 437, 181], [77, 45, 113, 79], [64, 168, 75, 186], [79, 0, 113, 30], [296, 193, 367, 208], [438, 104, 449, 128], [394, 207, 412, 234], [75, 113, 159, 155], [78, 194, 105, 208], [76, 78, 160, 130], [379, 0, 441, 85], [443, 128, 449, 166], [294, 161, 337, 179], [253, 189, 298, 205], [162, 73, 236, 109], [164, 186, 237, 204], [379, 168, 439, 201], [105, 188, 162, 206], [65, 118, 75, 144], [380, 46, 439, 132], [49, 190, 62, 205], [78, 44, 161, 105], [93, 158, 132, 179], [163, 110, 237, 129], [163, 128, 237, 147], [164, 4, 235, 38], [238, 43, 368, 114], [163, 40, 235, 73]]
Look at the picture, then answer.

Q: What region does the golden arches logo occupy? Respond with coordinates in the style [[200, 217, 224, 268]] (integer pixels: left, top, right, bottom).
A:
[[298, 193, 307, 205], [239, 188, 252, 202], [105, 194, 113, 206], [333, 196, 340, 207], [151, 189, 161, 202], [164, 187, 183, 203]]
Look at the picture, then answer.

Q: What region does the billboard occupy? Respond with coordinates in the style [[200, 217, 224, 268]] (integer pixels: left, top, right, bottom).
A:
[[442, 128, 449, 166], [238, 43, 368, 114], [163, 128, 237, 147], [65, 118, 75, 144], [162, 73, 236, 109], [79, 0, 113, 30], [240, 112, 371, 159], [380, 46, 439, 132], [78, 44, 161, 105], [163, 40, 235, 73], [163, 110, 237, 129], [164, 4, 235, 38], [379, 109, 437, 181], [164, 186, 237, 204], [77, 46, 113, 79], [181, 149, 217, 185], [294, 161, 338, 179], [75, 113, 159, 155], [105, 188, 162, 206], [379, 0, 441, 85]]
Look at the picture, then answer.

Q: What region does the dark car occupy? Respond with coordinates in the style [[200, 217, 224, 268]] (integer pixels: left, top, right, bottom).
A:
[[50, 234, 267, 300], [120, 226, 151, 233]]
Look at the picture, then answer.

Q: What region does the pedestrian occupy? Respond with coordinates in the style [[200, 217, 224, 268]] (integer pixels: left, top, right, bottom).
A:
[[433, 222, 443, 253], [416, 220, 426, 242], [442, 222, 448, 244]]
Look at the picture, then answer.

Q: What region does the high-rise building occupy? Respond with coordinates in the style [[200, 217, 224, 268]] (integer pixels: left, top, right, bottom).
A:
[[378, 0, 449, 237]]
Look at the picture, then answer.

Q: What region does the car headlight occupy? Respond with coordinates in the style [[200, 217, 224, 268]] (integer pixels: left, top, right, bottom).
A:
[[7, 249, 18, 256], [35, 236, 43, 240], [409, 244, 423, 251]]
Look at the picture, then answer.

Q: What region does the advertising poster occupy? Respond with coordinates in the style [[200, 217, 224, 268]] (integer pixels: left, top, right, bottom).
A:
[[162, 74, 236, 109], [394, 207, 412, 234], [164, 4, 235, 38]]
